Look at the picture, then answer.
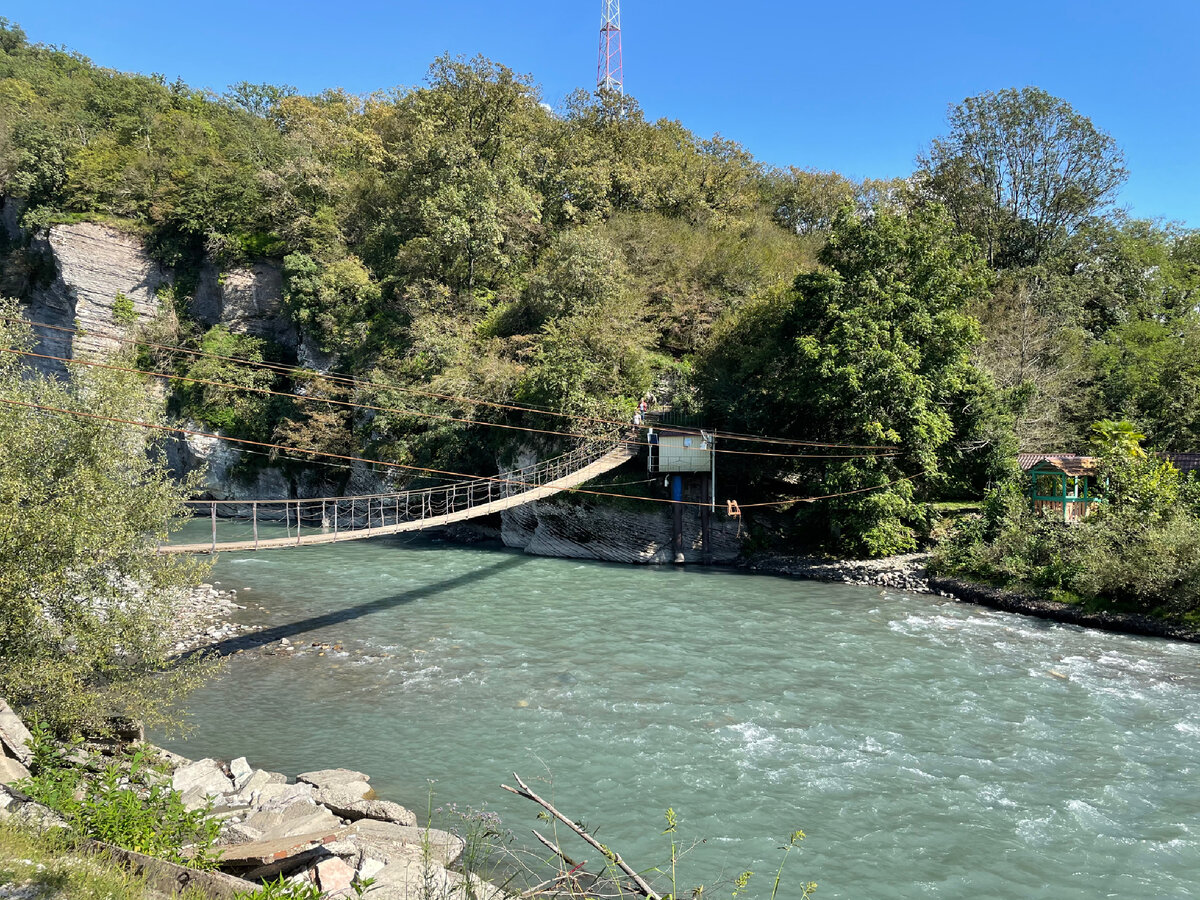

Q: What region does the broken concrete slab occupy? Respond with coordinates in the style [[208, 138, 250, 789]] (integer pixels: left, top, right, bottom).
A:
[[348, 820, 464, 869], [316, 791, 416, 826], [297, 768, 371, 789], [246, 803, 343, 841], [313, 855, 356, 895], [0, 755, 30, 785], [172, 758, 235, 802], [0, 698, 33, 765], [216, 826, 354, 868]]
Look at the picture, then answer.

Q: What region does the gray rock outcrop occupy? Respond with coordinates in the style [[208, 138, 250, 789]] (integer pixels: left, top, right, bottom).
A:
[[0, 698, 33, 766], [503, 497, 742, 565], [191, 261, 297, 348], [22, 222, 169, 377]]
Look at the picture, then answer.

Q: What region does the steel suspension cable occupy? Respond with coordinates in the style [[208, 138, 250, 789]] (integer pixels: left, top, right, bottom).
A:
[[2, 315, 892, 450]]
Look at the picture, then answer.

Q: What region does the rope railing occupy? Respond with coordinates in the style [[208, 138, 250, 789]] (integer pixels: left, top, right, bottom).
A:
[[177, 430, 633, 552]]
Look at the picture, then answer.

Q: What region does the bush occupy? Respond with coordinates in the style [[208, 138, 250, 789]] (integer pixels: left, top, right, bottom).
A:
[[18, 724, 220, 867], [0, 302, 213, 736], [933, 443, 1200, 618]]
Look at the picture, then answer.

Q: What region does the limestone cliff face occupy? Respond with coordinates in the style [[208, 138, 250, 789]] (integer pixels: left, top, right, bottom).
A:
[[501, 498, 743, 564], [23, 222, 170, 377], [191, 260, 297, 348]]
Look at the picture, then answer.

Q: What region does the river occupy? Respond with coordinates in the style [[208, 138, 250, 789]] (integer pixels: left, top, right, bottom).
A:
[[154, 532, 1200, 899]]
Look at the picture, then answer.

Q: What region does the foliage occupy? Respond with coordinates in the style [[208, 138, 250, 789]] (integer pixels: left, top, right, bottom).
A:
[[919, 86, 1127, 267], [174, 325, 288, 439], [111, 291, 136, 324], [934, 424, 1200, 619], [0, 303, 212, 736], [697, 205, 994, 555], [18, 724, 221, 867], [0, 819, 213, 900]]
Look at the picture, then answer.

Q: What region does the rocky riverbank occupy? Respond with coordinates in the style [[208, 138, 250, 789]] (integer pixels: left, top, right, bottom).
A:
[[742, 551, 932, 593], [170, 583, 264, 655], [0, 699, 504, 900], [927, 575, 1200, 644]]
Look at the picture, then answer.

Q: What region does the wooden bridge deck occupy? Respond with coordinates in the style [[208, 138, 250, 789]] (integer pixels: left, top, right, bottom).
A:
[[160, 442, 638, 554]]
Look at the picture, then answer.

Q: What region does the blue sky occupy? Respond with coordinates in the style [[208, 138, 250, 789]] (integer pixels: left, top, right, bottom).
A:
[[7, 1, 1198, 226]]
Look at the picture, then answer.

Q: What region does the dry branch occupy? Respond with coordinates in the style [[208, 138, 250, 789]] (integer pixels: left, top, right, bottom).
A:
[[502, 772, 662, 900]]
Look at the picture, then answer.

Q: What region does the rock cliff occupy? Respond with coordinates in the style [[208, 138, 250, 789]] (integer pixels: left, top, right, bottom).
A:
[[22, 222, 170, 377], [502, 496, 742, 564]]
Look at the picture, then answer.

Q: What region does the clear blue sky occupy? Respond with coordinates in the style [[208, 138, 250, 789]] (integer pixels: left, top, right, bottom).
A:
[[7, 0, 1198, 227]]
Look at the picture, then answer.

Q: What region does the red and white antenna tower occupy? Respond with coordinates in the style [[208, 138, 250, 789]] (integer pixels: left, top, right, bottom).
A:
[[597, 0, 623, 94]]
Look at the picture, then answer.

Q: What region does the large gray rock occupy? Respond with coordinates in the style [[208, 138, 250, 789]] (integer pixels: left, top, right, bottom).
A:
[[315, 789, 415, 827], [246, 801, 342, 841], [348, 821, 464, 869], [297, 768, 371, 789], [502, 495, 742, 565], [22, 222, 169, 378], [0, 756, 30, 785], [233, 768, 288, 805], [191, 261, 297, 349], [172, 758, 235, 807], [0, 698, 33, 765]]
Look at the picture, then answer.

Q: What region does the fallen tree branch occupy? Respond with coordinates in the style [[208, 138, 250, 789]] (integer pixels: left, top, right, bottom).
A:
[[502, 772, 662, 900]]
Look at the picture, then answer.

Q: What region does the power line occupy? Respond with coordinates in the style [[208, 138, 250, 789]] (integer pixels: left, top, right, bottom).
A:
[[2, 316, 894, 450], [0, 347, 902, 462], [0, 396, 925, 511]]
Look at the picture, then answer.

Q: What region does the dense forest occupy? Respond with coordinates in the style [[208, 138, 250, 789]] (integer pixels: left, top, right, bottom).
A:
[[2, 18, 1199, 565]]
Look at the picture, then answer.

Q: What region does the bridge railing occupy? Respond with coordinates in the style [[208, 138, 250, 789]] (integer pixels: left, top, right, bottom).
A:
[[177, 429, 634, 551]]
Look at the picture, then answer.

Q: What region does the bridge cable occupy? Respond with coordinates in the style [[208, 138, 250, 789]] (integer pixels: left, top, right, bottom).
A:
[[0, 396, 927, 511], [0, 347, 901, 462], [1, 316, 892, 450]]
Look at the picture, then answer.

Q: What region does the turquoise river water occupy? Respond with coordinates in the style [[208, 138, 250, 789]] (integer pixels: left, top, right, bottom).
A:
[[154, 531, 1200, 898]]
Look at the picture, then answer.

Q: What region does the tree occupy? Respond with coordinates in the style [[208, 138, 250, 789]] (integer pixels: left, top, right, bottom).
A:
[[697, 205, 991, 556], [0, 304, 211, 735], [919, 87, 1126, 267], [765, 167, 856, 235]]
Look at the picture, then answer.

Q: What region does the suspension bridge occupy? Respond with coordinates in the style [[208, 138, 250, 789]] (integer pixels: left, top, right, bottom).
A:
[[160, 433, 638, 554]]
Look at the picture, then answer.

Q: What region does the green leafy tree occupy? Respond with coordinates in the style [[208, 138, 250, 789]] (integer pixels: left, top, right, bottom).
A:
[[0, 304, 211, 735], [765, 166, 856, 235], [698, 205, 991, 555], [919, 87, 1127, 267]]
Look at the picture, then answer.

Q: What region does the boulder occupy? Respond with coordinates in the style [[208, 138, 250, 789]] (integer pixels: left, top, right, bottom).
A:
[[229, 757, 253, 789], [172, 758, 235, 808], [233, 768, 288, 804], [348, 820, 464, 869], [297, 768, 371, 789], [254, 781, 315, 808], [0, 698, 33, 765], [0, 756, 30, 785], [316, 790, 415, 826]]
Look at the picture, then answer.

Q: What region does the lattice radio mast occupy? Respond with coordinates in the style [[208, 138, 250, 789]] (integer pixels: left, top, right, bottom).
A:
[[597, 0, 623, 94]]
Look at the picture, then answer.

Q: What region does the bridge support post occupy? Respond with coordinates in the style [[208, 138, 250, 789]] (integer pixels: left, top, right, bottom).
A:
[[334, 501, 339, 540], [296, 500, 301, 546], [211, 502, 216, 553], [671, 475, 684, 564], [253, 502, 258, 551]]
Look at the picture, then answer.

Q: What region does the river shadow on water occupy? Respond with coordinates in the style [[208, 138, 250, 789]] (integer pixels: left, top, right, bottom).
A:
[[154, 532, 1200, 899]]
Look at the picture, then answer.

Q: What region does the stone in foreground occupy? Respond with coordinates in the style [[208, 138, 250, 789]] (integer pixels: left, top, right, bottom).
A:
[[297, 768, 371, 789], [0, 698, 33, 765]]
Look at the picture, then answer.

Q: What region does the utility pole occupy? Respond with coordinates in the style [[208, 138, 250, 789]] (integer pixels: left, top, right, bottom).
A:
[[597, 0, 623, 94]]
